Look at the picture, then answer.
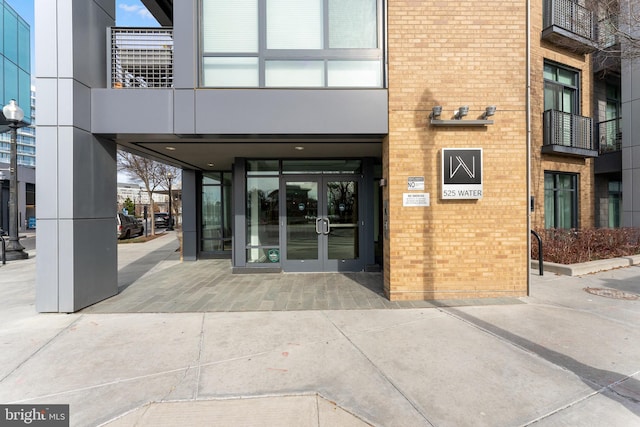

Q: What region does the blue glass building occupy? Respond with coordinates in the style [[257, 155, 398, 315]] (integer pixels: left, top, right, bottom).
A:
[[0, 0, 34, 233], [0, 0, 33, 166]]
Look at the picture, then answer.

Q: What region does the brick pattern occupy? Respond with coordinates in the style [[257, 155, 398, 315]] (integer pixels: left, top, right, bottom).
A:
[[384, 1, 529, 300]]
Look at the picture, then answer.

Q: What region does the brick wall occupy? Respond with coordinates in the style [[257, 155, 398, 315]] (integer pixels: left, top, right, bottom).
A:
[[384, 1, 529, 300]]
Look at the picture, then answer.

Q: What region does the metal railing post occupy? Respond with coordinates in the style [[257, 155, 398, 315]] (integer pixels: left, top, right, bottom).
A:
[[531, 230, 543, 276]]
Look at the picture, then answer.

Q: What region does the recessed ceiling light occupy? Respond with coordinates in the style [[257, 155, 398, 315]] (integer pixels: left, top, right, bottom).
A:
[[294, 146, 304, 151], [165, 146, 176, 151], [207, 163, 214, 167]]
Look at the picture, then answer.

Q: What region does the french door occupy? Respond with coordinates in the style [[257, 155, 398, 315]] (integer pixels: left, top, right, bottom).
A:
[[282, 175, 363, 272]]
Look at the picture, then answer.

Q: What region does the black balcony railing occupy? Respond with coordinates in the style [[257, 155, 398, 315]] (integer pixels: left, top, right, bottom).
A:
[[542, 0, 595, 53], [109, 27, 174, 89], [597, 117, 622, 154], [544, 0, 594, 39], [542, 110, 596, 157]]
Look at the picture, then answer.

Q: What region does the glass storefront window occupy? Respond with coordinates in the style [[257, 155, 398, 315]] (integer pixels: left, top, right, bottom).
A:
[[203, 173, 221, 185], [201, 172, 232, 253], [247, 160, 279, 175], [246, 177, 279, 262], [282, 159, 362, 174]]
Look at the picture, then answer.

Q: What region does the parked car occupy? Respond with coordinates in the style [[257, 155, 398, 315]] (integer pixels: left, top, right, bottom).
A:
[[154, 212, 173, 228], [117, 213, 144, 239]]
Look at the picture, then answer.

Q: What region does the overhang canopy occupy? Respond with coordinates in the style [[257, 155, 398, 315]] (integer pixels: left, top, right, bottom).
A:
[[141, 0, 173, 26]]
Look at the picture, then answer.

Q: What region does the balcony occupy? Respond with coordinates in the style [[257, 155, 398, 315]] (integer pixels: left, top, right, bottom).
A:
[[595, 117, 622, 174], [109, 27, 173, 89], [542, 0, 596, 54], [597, 118, 621, 154], [542, 110, 597, 158], [593, 16, 621, 74]]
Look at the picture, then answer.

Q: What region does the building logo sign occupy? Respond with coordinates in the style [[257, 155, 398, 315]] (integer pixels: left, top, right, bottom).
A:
[[442, 148, 483, 199]]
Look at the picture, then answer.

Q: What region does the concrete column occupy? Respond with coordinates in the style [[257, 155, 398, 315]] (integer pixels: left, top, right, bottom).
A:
[[35, 0, 118, 312]]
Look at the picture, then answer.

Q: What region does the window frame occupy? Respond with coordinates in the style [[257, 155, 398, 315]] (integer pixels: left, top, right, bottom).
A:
[[544, 171, 579, 229], [199, 0, 384, 88], [543, 61, 580, 114]]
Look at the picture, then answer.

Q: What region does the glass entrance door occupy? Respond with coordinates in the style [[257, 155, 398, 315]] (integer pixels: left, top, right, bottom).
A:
[[282, 176, 362, 272]]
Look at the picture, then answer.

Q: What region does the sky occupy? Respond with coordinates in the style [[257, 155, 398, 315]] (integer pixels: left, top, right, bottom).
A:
[[5, 0, 159, 75]]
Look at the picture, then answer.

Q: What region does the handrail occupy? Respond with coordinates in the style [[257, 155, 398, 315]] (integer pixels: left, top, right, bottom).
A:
[[597, 117, 622, 154], [531, 230, 543, 276]]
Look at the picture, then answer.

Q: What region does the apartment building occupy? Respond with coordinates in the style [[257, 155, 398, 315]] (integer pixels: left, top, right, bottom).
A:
[[36, 0, 621, 312]]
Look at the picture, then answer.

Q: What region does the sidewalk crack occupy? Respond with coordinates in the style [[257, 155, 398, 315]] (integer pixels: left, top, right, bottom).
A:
[[0, 315, 83, 384]]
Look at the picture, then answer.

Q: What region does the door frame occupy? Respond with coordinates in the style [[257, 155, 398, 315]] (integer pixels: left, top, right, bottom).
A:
[[280, 174, 365, 272]]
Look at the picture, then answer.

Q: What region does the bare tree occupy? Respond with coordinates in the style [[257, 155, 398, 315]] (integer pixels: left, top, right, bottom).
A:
[[157, 163, 182, 228], [117, 150, 169, 235], [588, 0, 640, 66]]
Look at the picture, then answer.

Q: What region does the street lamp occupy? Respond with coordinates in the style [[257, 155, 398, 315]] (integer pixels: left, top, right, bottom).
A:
[[167, 172, 174, 231], [2, 100, 28, 260]]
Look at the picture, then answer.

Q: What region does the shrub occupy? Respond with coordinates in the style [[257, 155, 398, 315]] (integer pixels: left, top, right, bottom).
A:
[[531, 228, 640, 264]]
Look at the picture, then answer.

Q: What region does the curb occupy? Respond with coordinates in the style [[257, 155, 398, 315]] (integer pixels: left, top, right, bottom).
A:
[[531, 255, 640, 276]]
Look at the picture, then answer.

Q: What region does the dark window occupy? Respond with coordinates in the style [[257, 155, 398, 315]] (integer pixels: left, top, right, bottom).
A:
[[544, 172, 578, 229]]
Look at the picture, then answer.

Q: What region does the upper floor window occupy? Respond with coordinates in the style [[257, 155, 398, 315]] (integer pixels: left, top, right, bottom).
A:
[[201, 0, 382, 88], [543, 62, 579, 114]]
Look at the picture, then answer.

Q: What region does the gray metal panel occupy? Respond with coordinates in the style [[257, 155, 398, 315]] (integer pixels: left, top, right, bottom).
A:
[[35, 219, 59, 312], [68, 132, 116, 218], [70, 218, 118, 312], [57, 79, 92, 130], [56, 0, 73, 78], [35, 78, 58, 126], [362, 157, 375, 266], [194, 90, 388, 134], [233, 160, 246, 267], [72, 1, 113, 88], [73, 80, 93, 131], [94, 0, 116, 17], [34, 0, 58, 78], [172, 0, 197, 89], [174, 90, 196, 134], [35, 127, 58, 219], [91, 89, 175, 133], [594, 151, 622, 174], [182, 169, 197, 260]]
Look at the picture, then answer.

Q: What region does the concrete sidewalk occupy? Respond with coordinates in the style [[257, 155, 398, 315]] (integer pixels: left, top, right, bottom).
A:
[[0, 234, 638, 426]]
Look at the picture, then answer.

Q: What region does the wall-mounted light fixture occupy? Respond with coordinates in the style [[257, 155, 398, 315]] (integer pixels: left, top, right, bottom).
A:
[[454, 106, 469, 120], [482, 105, 496, 119], [429, 106, 442, 119], [429, 105, 496, 127]]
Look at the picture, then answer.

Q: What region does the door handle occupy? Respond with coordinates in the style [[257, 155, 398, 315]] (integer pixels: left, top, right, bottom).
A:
[[324, 218, 330, 235], [315, 217, 323, 235]]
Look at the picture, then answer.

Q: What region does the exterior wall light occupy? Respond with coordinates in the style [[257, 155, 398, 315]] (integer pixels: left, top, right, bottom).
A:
[[483, 106, 497, 119], [430, 106, 442, 119], [454, 106, 469, 119]]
